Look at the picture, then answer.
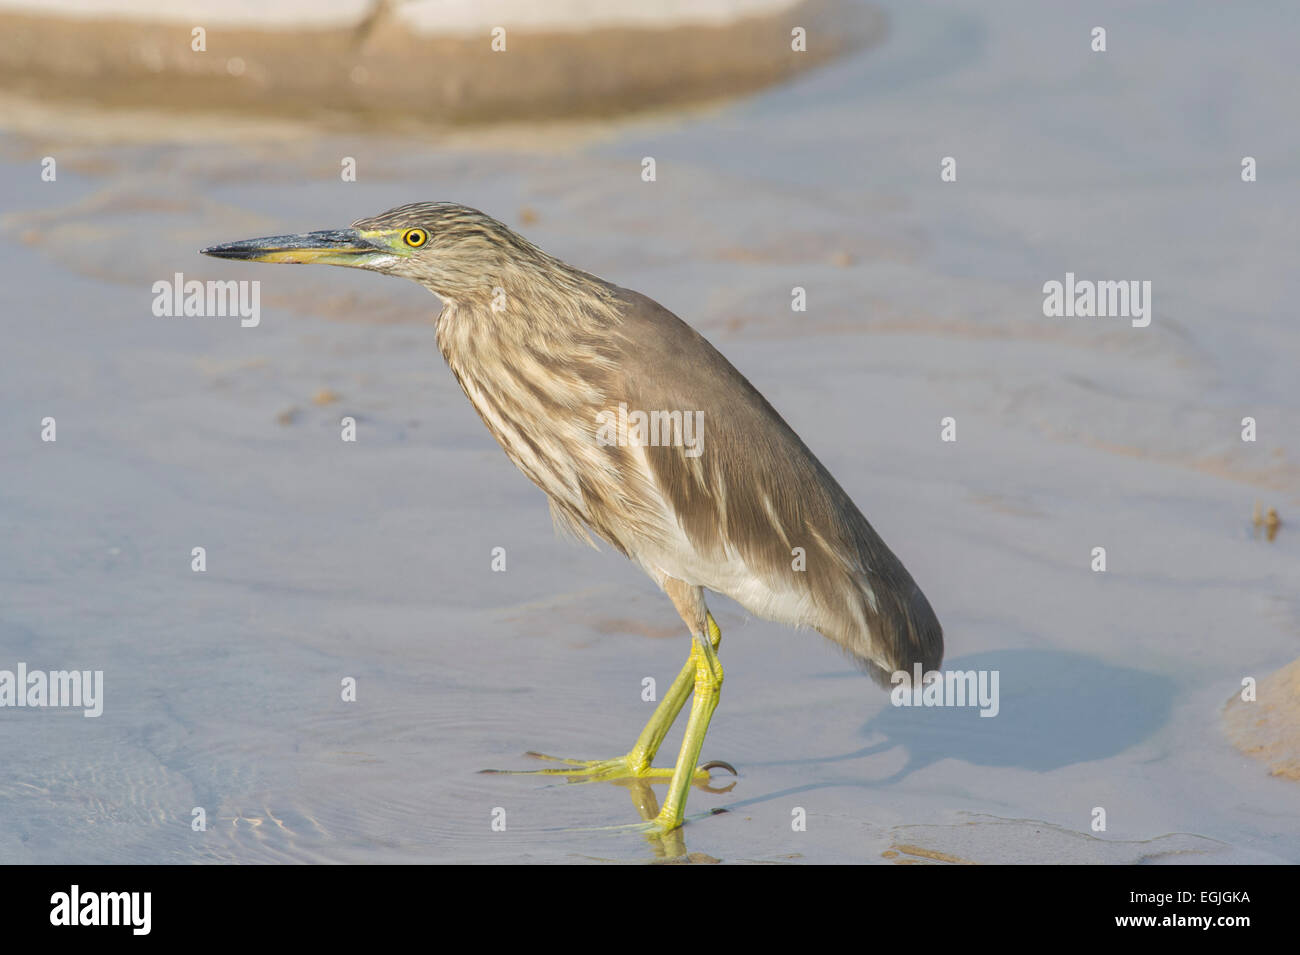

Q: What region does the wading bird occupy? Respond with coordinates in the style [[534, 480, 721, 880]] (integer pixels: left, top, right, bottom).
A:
[[202, 203, 942, 833]]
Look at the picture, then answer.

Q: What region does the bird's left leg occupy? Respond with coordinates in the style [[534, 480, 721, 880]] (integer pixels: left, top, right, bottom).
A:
[[622, 578, 723, 773], [504, 654, 703, 782], [650, 598, 725, 833], [481, 582, 732, 786]]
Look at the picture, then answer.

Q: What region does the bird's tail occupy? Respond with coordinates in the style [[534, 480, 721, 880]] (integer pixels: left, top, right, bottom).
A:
[[855, 570, 944, 690]]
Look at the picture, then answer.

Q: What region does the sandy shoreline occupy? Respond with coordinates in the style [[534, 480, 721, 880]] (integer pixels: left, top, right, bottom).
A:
[[1224, 657, 1300, 781], [0, 0, 882, 125]]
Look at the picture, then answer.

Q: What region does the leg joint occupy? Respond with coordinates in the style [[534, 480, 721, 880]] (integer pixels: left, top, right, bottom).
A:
[[705, 611, 722, 650], [692, 630, 723, 687]]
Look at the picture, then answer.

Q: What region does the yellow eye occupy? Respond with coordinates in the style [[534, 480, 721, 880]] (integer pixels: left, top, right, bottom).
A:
[[403, 228, 428, 248]]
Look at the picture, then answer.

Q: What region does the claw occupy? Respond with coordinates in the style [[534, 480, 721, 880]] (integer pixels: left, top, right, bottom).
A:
[[478, 751, 599, 774], [696, 759, 738, 793]]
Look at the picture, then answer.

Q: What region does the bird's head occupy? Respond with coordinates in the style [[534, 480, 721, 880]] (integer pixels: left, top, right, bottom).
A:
[[201, 201, 535, 304]]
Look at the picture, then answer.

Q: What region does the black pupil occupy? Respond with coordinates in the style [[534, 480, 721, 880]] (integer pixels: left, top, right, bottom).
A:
[[410, 231, 423, 244]]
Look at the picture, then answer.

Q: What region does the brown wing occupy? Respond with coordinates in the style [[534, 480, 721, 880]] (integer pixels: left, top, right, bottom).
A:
[[606, 287, 943, 682]]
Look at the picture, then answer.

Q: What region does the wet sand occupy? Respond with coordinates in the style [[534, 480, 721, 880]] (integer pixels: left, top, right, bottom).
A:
[[1, 0, 1297, 864], [1225, 657, 1300, 781], [0, 0, 879, 126]]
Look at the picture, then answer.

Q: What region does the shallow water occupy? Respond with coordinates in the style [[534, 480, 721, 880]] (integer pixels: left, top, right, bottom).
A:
[[1, 0, 1297, 863]]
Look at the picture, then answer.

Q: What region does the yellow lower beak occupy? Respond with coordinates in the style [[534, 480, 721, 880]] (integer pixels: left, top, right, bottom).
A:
[[201, 228, 383, 266]]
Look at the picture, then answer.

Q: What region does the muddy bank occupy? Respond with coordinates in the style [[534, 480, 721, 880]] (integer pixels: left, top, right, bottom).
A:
[[0, 0, 882, 126], [1224, 658, 1300, 781]]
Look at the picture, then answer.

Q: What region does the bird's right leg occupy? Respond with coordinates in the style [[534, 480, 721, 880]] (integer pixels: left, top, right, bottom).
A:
[[495, 611, 730, 785], [623, 590, 722, 773]]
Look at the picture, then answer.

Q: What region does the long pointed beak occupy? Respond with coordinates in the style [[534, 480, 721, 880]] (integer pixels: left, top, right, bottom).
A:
[[201, 228, 385, 266]]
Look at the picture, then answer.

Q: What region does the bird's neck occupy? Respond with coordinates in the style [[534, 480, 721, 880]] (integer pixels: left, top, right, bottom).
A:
[[434, 268, 622, 372], [432, 279, 628, 530]]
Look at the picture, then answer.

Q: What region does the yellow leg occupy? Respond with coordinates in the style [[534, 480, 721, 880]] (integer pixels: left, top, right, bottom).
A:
[[626, 611, 721, 771], [651, 625, 724, 832], [483, 613, 731, 788]]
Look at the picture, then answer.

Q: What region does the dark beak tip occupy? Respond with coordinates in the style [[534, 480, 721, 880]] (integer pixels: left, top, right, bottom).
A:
[[197, 230, 373, 262]]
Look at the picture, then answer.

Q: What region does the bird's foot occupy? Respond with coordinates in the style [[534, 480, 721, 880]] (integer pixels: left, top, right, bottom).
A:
[[627, 806, 730, 836], [480, 751, 737, 792]]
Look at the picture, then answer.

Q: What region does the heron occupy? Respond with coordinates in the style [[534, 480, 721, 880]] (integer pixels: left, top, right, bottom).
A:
[[202, 202, 943, 833]]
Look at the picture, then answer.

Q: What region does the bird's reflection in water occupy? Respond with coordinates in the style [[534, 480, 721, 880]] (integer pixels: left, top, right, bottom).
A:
[[482, 753, 735, 858], [613, 777, 732, 863]]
